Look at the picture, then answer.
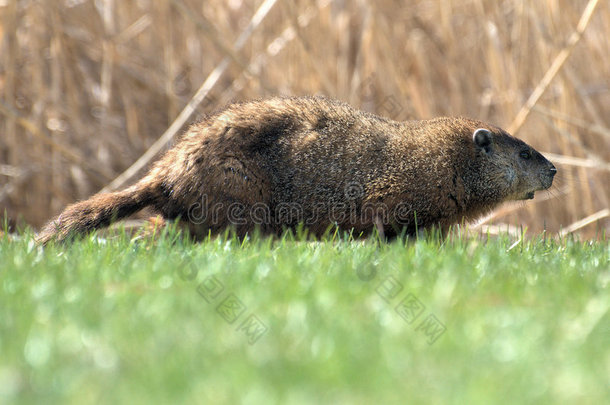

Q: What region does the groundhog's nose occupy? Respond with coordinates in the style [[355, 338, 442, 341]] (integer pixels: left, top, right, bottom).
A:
[[549, 165, 557, 177]]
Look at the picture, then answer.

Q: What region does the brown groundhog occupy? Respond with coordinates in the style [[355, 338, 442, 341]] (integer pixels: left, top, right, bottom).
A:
[[37, 95, 556, 244]]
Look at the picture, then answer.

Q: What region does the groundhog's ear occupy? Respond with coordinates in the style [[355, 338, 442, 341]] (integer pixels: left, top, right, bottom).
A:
[[473, 128, 493, 153]]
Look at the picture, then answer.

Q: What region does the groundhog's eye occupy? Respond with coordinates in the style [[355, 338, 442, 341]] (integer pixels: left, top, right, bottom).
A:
[[519, 150, 531, 160]]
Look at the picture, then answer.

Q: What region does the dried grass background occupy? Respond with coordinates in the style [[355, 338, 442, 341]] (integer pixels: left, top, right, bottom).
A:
[[1, 0, 608, 238]]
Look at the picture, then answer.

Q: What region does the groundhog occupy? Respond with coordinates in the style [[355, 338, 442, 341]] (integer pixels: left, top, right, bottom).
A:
[[37, 95, 556, 244]]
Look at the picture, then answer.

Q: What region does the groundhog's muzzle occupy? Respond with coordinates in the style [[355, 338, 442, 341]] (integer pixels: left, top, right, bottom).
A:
[[530, 163, 557, 199], [544, 163, 557, 189]]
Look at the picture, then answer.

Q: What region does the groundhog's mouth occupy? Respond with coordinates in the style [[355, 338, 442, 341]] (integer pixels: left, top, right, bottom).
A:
[[516, 191, 535, 200]]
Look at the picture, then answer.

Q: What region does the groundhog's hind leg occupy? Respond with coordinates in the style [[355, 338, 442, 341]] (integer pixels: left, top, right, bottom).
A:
[[182, 156, 273, 239], [373, 216, 386, 240]]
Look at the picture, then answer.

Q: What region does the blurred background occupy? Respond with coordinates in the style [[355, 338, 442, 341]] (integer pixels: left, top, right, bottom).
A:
[[0, 0, 608, 238]]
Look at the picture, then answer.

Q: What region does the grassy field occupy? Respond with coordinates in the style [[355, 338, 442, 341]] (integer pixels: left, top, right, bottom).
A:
[[0, 229, 608, 404]]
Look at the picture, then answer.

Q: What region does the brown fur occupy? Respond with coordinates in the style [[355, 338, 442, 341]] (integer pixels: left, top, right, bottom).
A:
[[37, 96, 556, 244]]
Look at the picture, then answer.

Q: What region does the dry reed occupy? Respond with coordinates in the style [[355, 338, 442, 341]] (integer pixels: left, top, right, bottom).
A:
[[0, 0, 608, 238]]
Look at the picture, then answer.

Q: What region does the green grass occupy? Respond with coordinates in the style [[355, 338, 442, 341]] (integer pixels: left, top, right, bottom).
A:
[[1, 229, 608, 404]]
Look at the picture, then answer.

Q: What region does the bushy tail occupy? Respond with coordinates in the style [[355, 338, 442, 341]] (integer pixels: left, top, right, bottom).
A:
[[37, 182, 157, 245]]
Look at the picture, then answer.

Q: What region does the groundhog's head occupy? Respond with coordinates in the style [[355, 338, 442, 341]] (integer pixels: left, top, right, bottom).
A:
[[471, 127, 556, 201]]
